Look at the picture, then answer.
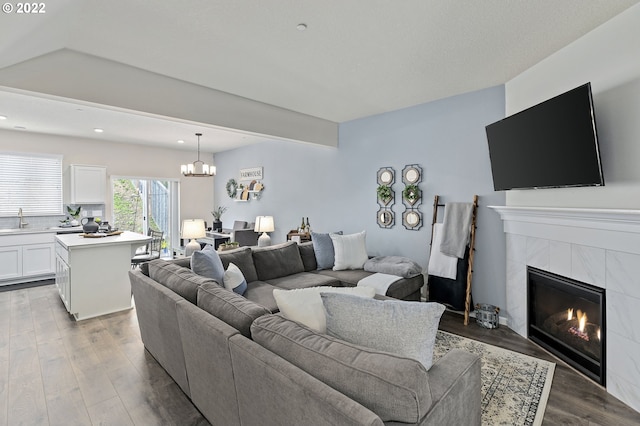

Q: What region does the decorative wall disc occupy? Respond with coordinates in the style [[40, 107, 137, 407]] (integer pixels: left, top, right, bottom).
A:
[[402, 164, 422, 185], [377, 208, 394, 228], [402, 210, 422, 230], [377, 167, 395, 185]]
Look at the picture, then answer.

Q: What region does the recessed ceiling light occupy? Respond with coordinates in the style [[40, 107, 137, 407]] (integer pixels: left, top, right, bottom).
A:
[[94, 128, 104, 133], [0, 115, 7, 120], [296, 23, 307, 31], [177, 140, 184, 144], [14, 126, 26, 130]]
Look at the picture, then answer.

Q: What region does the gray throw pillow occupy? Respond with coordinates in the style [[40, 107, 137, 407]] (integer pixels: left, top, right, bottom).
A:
[[191, 245, 225, 284], [322, 293, 445, 370], [311, 231, 342, 270]]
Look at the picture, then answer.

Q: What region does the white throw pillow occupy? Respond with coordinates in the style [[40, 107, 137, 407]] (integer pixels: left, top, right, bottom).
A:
[[223, 262, 247, 295], [273, 286, 376, 333], [330, 231, 368, 271], [322, 293, 446, 370]]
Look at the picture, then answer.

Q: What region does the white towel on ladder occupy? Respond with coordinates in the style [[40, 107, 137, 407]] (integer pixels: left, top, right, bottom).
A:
[[428, 223, 458, 280]]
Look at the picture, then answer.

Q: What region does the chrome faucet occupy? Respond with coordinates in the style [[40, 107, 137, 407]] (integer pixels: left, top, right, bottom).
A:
[[18, 208, 28, 229]]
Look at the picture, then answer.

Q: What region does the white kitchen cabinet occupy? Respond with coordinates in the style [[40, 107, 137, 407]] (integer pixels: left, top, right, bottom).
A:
[[0, 232, 55, 285], [65, 164, 107, 204], [55, 249, 70, 311], [23, 243, 55, 277], [0, 246, 22, 280]]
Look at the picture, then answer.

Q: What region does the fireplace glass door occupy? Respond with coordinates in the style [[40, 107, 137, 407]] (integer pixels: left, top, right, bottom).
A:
[[528, 267, 605, 385]]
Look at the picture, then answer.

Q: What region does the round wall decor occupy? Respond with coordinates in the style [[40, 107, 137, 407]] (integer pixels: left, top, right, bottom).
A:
[[226, 179, 238, 199], [402, 210, 422, 230]]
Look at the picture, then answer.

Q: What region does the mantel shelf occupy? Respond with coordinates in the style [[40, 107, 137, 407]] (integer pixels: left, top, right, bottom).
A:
[[489, 205, 640, 233]]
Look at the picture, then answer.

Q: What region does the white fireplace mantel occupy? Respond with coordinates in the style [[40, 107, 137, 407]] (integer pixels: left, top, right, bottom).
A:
[[490, 205, 640, 414], [489, 205, 640, 255]]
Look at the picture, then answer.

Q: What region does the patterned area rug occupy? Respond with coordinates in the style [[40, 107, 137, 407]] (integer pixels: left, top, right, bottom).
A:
[[433, 330, 555, 426]]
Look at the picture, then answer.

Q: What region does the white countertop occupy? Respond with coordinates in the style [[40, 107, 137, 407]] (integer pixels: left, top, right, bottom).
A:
[[55, 231, 151, 249], [0, 226, 83, 236]]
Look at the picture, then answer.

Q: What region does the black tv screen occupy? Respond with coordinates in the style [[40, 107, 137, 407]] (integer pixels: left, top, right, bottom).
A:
[[485, 83, 604, 191]]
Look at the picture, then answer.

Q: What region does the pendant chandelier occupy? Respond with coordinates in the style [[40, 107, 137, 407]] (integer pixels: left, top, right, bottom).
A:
[[180, 133, 216, 177]]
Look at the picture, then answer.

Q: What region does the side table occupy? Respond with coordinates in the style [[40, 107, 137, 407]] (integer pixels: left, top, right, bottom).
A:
[[287, 230, 311, 243]]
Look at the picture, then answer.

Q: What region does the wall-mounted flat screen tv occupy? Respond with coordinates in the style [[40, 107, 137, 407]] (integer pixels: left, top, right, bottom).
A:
[[485, 83, 604, 191]]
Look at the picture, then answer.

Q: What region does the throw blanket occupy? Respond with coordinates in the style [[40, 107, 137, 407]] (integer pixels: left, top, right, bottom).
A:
[[428, 223, 458, 280], [363, 256, 423, 278], [440, 202, 473, 258], [357, 273, 402, 296]]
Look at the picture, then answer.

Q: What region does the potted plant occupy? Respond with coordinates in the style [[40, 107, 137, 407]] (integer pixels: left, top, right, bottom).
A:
[[66, 205, 81, 226], [211, 206, 228, 232], [403, 184, 420, 205], [377, 184, 393, 205]]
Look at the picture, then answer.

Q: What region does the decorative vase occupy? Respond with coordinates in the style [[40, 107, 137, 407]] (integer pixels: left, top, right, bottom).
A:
[[81, 217, 99, 233], [212, 220, 222, 232]]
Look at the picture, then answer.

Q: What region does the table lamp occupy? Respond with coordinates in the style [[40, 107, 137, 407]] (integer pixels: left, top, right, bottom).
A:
[[255, 216, 275, 247], [182, 219, 206, 256]]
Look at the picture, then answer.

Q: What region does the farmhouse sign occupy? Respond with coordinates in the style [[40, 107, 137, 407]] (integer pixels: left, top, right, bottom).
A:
[[239, 167, 263, 181]]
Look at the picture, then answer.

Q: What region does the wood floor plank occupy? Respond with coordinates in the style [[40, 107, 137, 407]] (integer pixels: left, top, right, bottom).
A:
[[0, 360, 8, 426], [86, 396, 134, 426], [7, 375, 48, 426]]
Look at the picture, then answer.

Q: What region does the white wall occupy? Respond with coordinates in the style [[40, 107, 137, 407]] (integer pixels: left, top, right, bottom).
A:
[[0, 129, 214, 223], [505, 4, 640, 208]]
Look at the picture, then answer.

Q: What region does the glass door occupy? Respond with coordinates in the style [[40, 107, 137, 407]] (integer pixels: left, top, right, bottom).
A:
[[112, 177, 180, 251]]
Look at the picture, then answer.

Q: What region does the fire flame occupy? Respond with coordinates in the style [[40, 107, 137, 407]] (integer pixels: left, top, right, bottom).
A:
[[567, 308, 573, 321], [577, 310, 587, 333], [597, 328, 601, 341]]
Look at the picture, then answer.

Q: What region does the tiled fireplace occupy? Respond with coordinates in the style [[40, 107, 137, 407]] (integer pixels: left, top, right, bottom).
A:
[[491, 206, 640, 414]]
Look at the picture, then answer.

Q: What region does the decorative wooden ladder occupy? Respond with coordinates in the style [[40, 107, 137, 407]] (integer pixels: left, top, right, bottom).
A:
[[430, 195, 479, 325]]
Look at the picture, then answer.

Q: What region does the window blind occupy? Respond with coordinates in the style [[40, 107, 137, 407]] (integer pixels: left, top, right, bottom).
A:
[[0, 152, 63, 217]]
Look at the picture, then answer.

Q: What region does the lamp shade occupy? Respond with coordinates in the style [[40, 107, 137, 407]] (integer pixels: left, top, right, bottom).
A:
[[254, 216, 275, 233], [182, 219, 206, 239]]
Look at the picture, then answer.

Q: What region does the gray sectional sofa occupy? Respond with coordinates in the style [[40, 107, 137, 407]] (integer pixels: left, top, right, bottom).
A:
[[128, 241, 482, 425]]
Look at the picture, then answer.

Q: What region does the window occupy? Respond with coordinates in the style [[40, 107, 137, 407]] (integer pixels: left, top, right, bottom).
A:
[[0, 152, 63, 217]]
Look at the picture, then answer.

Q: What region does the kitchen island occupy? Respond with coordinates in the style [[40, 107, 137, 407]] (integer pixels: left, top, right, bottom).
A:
[[55, 231, 151, 320]]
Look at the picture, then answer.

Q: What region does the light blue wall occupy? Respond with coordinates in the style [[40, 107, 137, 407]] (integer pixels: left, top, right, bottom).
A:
[[214, 85, 507, 308]]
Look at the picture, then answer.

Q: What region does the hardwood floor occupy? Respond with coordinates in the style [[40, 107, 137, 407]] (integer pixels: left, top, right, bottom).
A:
[[0, 284, 638, 425], [0, 284, 207, 426]]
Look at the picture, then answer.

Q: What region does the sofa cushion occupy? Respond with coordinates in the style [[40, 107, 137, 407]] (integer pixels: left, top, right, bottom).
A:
[[297, 241, 317, 272], [252, 242, 304, 281], [223, 262, 247, 295], [148, 260, 217, 304], [251, 314, 433, 423], [322, 293, 445, 370], [141, 256, 190, 276], [330, 231, 368, 271], [243, 281, 279, 313], [265, 272, 339, 290], [314, 269, 372, 286], [218, 246, 258, 283], [311, 231, 341, 270], [191, 245, 225, 284], [273, 286, 375, 332], [197, 282, 270, 338]]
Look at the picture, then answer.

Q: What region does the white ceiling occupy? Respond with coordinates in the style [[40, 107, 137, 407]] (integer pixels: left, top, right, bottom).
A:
[[0, 0, 638, 152]]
